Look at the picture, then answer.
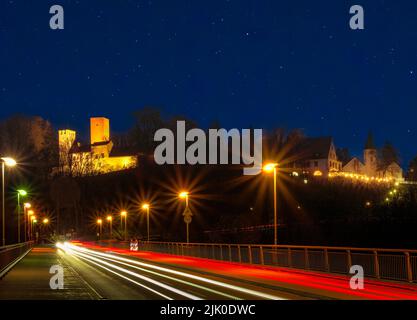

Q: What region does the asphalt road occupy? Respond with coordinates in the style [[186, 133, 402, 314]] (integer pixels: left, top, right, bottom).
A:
[[0, 244, 309, 300], [2, 243, 417, 300]]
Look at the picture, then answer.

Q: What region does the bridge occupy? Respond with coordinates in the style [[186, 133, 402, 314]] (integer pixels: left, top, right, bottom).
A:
[[0, 241, 417, 300]]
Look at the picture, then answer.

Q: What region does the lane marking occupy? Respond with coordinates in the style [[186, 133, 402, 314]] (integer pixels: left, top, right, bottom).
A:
[[57, 249, 104, 300], [58, 244, 201, 300], [65, 243, 287, 300], [79, 249, 242, 300], [70, 252, 173, 300]]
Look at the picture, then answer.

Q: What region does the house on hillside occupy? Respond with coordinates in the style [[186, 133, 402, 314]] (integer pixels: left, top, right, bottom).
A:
[[285, 136, 342, 176]]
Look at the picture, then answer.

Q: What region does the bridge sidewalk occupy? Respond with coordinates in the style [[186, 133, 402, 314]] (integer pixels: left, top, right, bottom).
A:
[[0, 245, 98, 300]]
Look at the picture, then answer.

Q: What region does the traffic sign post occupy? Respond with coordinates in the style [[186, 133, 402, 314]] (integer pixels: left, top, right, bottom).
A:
[[183, 207, 193, 244]]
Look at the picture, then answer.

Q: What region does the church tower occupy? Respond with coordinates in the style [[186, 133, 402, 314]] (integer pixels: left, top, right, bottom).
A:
[[364, 132, 377, 177]]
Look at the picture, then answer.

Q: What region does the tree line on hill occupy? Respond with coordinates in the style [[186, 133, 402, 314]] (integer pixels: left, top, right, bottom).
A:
[[0, 110, 417, 247]]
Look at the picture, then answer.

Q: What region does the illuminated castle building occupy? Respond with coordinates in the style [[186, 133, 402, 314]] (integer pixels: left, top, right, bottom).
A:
[[58, 117, 137, 176]]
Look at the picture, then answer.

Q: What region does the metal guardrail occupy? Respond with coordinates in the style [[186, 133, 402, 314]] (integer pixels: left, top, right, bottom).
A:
[[126, 241, 417, 284], [0, 242, 33, 279]]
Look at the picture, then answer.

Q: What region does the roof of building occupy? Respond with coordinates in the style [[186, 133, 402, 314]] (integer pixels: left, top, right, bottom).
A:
[[378, 161, 402, 172], [288, 136, 333, 161], [69, 140, 112, 154], [68, 141, 89, 154], [343, 157, 365, 168], [68, 140, 138, 158]]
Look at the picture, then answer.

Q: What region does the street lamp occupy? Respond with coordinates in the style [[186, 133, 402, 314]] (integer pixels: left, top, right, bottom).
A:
[[179, 191, 192, 244], [30, 215, 37, 241], [106, 216, 113, 238], [24, 203, 31, 242], [179, 191, 189, 206], [1, 157, 17, 246], [142, 204, 150, 242], [263, 162, 279, 246], [16, 189, 27, 243], [120, 211, 127, 241], [97, 219, 103, 239], [28, 210, 34, 240]]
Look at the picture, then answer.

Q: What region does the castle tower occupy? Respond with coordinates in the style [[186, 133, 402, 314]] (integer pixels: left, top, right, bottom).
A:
[[90, 117, 110, 145], [58, 129, 76, 166], [364, 132, 377, 177], [59, 129, 76, 151]]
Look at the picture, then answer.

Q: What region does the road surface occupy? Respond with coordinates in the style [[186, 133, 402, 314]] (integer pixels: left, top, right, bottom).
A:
[[0, 242, 416, 300]]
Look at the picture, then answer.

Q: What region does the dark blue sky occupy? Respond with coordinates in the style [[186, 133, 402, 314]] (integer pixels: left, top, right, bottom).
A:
[[0, 0, 416, 164]]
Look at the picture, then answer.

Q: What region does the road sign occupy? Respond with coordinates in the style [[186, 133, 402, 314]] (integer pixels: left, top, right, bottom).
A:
[[184, 215, 192, 224], [183, 207, 193, 224]]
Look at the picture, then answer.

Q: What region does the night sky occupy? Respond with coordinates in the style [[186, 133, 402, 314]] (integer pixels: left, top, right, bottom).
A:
[[0, 0, 416, 163]]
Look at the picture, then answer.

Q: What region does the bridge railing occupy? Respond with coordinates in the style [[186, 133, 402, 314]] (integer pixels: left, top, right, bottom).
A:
[[133, 241, 417, 283], [0, 242, 33, 278]]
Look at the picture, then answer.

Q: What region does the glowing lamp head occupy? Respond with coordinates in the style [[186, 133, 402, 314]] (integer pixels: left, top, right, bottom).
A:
[[1, 157, 17, 167], [24, 203, 31, 209], [17, 189, 28, 196], [142, 204, 150, 210], [97, 219, 103, 225], [179, 192, 189, 199], [263, 163, 278, 173], [43, 218, 49, 224], [28, 210, 34, 216], [121, 211, 127, 217], [106, 216, 112, 222]]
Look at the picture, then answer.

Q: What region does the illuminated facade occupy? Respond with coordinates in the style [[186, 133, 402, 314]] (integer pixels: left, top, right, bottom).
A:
[[58, 117, 137, 176], [286, 137, 342, 176], [341, 134, 403, 181], [285, 134, 403, 182]]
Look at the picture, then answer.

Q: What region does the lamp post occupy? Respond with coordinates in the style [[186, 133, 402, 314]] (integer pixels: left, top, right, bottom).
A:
[[107, 216, 113, 238], [28, 210, 34, 240], [97, 219, 103, 240], [23, 203, 31, 242], [263, 163, 279, 246], [1, 157, 17, 246], [42, 218, 49, 239], [121, 211, 127, 241], [17, 189, 27, 243], [30, 216, 37, 242], [179, 191, 191, 244], [142, 204, 150, 242]]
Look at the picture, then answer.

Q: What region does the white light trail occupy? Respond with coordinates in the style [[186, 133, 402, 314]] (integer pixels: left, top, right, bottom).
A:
[[80, 249, 242, 300], [69, 250, 173, 300], [60, 242, 287, 300], [58, 243, 201, 300]]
